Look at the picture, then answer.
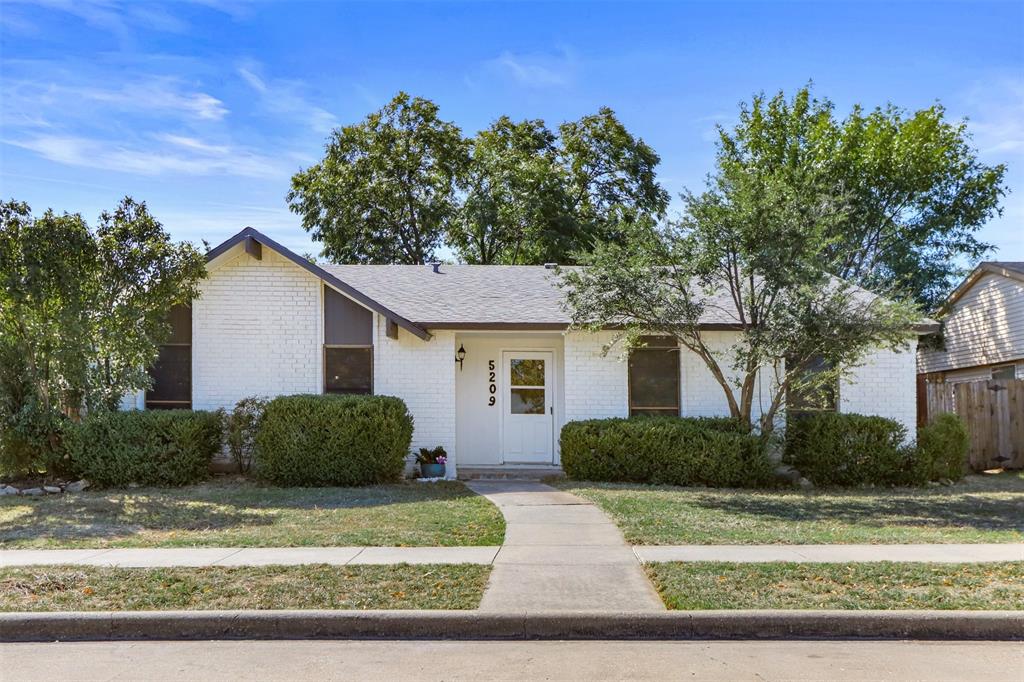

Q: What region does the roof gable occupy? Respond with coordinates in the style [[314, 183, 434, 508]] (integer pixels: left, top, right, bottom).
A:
[[936, 262, 1024, 318], [205, 228, 430, 340]]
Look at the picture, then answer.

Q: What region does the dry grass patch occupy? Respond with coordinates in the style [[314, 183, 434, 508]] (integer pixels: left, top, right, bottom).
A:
[[560, 472, 1024, 545], [0, 478, 505, 549], [646, 561, 1024, 610], [0, 564, 491, 611]]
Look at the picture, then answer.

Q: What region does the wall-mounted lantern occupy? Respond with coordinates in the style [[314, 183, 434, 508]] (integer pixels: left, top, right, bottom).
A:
[[455, 344, 467, 371]]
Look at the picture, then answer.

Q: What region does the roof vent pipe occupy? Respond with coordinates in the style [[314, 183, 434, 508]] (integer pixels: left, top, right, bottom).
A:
[[431, 262, 441, 274]]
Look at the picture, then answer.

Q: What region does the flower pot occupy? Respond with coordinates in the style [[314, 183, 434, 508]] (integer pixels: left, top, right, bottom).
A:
[[420, 462, 446, 479]]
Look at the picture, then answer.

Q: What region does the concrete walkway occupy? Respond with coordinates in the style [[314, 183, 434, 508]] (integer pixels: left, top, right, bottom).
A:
[[0, 546, 498, 568], [634, 544, 1024, 564], [465, 480, 665, 612]]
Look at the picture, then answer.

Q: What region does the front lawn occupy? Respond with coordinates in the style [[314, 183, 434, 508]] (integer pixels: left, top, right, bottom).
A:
[[646, 561, 1024, 610], [559, 472, 1024, 545], [0, 478, 505, 549], [0, 564, 490, 611]]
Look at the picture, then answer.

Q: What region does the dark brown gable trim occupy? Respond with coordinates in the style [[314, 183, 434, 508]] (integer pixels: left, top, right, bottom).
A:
[[206, 227, 431, 340]]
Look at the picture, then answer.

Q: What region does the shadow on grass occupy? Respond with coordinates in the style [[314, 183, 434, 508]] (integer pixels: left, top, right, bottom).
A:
[[561, 473, 1024, 534], [0, 479, 485, 545]]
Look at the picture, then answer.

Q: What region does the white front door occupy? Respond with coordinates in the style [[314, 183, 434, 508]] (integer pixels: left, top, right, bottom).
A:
[[501, 351, 554, 463]]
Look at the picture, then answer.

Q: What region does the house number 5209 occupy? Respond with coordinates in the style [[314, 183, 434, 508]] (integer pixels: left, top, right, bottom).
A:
[[487, 360, 496, 406]]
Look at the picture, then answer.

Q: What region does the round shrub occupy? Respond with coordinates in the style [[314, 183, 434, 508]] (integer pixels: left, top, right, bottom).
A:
[[784, 412, 924, 487], [917, 412, 969, 481], [65, 409, 222, 487], [254, 394, 413, 486], [560, 416, 773, 488]]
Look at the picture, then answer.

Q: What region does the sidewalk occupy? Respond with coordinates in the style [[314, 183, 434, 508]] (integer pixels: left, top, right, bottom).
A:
[[466, 480, 665, 612], [634, 544, 1024, 563], [0, 546, 498, 567]]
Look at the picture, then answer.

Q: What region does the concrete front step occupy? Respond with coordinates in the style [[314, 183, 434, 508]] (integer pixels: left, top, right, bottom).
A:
[[457, 466, 565, 481]]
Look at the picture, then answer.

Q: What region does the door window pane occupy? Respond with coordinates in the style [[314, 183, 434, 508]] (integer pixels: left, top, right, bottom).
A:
[[510, 388, 545, 414], [325, 347, 373, 394], [510, 359, 545, 386]]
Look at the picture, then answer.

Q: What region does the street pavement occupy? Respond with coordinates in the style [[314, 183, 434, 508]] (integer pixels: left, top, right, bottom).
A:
[[4, 639, 1022, 680]]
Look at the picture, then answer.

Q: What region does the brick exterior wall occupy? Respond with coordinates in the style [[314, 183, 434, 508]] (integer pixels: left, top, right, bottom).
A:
[[841, 340, 919, 440], [564, 331, 629, 421], [193, 248, 322, 410], [374, 319, 457, 474]]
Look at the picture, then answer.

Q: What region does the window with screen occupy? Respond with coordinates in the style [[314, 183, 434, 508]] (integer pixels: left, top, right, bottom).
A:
[[786, 355, 838, 415], [325, 347, 373, 394], [323, 286, 374, 394], [146, 304, 191, 409], [628, 336, 680, 416], [991, 365, 1017, 381]]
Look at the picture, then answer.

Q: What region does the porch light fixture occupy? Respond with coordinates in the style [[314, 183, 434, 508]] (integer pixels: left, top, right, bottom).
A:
[[455, 344, 467, 371]]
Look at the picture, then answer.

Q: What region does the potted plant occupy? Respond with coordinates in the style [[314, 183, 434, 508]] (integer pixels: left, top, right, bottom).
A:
[[416, 446, 447, 479]]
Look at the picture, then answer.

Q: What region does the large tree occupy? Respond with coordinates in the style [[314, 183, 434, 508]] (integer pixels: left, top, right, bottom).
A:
[[288, 92, 470, 264], [450, 108, 670, 265], [0, 198, 205, 476], [717, 88, 1006, 309], [449, 116, 565, 264], [560, 115, 922, 434]]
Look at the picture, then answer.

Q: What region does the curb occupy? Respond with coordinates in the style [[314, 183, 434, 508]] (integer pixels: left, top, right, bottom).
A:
[[1, 610, 1021, 642]]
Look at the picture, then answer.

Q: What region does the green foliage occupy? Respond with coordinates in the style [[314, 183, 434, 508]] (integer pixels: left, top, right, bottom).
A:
[[784, 412, 927, 486], [65, 410, 222, 487], [415, 446, 447, 465], [716, 87, 1006, 309], [451, 108, 669, 264], [290, 95, 668, 266], [0, 198, 205, 476], [255, 395, 414, 486], [224, 396, 268, 474], [917, 412, 969, 481], [560, 417, 774, 488], [288, 92, 470, 264]]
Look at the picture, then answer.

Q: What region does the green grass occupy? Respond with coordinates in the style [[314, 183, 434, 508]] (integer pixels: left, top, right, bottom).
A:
[[646, 561, 1024, 610], [0, 478, 505, 549], [558, 472, 1024, 545], [0, 564, 491, 611]]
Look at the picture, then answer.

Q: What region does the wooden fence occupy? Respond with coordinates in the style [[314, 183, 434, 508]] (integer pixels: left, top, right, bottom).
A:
[[923, 378, 1024, 471]]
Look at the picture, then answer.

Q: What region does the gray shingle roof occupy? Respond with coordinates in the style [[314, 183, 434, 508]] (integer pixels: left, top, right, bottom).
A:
[[320, 263, 936, 330], [321, 264, 575, 326]]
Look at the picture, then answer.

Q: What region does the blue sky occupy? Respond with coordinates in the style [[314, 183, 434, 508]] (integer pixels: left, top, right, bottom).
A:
[[2, 0, 1022, 260]]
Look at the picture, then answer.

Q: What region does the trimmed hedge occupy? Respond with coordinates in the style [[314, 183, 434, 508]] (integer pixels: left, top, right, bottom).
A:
[[254, 394, 413, 486], [560, 416, 774, 488], [65, 410, 222, 487], [784, 412, 924, 487], [917, 412, 969, 481]]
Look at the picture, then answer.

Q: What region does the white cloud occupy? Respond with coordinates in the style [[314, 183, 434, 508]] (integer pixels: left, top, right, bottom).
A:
[[4, 133, 290, 179], [3, 76, 228, 122], [960, 76, 1024, 157], [237, 60, 338, 134], [485, 47, 578, 88]]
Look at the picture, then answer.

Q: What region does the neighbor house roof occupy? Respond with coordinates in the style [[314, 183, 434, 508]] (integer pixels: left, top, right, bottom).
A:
[[935, 261, 1024, 317], [206, 228, 938, 336]]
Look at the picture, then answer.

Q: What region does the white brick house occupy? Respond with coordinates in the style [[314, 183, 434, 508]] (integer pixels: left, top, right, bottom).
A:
[[134, 228, 931, 478]]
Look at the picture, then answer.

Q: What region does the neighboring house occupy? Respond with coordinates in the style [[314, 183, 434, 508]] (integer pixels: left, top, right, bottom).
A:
[[918, 262, 1024, 384], [917, 262, 1024, 469], [128, 227, 930, 478]]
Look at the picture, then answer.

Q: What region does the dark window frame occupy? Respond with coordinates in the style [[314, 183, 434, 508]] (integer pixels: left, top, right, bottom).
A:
[[323, 344, 374, 395], [628, 336, 681, 417], [146, 304, 192, 410]]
